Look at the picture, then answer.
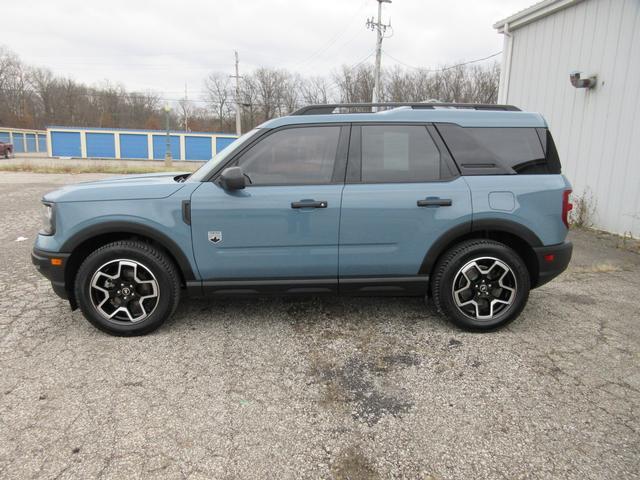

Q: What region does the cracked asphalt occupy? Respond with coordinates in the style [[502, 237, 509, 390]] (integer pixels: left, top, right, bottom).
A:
[[0, 172, 639, 479]]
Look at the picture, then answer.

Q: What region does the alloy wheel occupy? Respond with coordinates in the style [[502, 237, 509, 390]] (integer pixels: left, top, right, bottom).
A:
[[90, 259, 160, 324], [451, 256, 517, 321]]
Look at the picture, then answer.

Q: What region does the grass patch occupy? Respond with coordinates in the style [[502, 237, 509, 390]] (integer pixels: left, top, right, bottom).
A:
[[0, 163, 191, 175]]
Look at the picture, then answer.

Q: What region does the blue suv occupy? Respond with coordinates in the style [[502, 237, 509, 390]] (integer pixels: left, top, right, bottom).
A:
[[32, 103, 573, 336]]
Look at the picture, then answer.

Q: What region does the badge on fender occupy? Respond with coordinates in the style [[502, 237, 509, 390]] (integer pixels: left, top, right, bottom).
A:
[[208, 231, 222, 244]]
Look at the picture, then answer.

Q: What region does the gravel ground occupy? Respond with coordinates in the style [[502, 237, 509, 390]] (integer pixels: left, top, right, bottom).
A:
[[0, 172, 638, 480]]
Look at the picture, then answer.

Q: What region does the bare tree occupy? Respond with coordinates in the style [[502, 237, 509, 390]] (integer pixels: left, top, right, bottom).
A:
[[300, 76, 332, 105], [29, 67, 56, 125], [332, 64, 375, 104], [279, 72, 302, 116], [253, 67, 286, 121], [239, 75, 258, 130], [204, 72, 232, 131], [0, 45, 501, 132], [177, 97, 194, 131]]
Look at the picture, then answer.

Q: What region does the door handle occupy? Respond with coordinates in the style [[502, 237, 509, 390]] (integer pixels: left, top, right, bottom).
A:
[[417, 198, 452, 207], [291, 200, 328, 209]]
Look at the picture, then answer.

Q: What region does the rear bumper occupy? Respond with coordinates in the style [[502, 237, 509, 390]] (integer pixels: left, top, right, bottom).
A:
[[31, 248, 70, 299], [532, 241, 572, 288]]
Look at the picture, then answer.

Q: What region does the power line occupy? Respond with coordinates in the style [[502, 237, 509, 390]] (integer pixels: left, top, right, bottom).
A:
[[1, 49, 500, 109], [383, 50, 503, 72], [324, 50, 377, 94], [290, 0, 370, 71], [345, 50, 377, 72]]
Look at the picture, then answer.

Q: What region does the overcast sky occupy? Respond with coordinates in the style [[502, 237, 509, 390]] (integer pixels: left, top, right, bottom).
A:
[[4, 0, 533, 103]]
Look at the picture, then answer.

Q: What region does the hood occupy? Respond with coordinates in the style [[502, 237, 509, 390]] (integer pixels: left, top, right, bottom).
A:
[[43, 172, 190, 203]]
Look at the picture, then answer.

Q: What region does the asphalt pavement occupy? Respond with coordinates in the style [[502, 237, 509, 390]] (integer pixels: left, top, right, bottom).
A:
[[0, 172, 638, 479]]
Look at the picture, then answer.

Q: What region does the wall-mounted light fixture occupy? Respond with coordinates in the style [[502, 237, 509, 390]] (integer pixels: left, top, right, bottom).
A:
[[570, 71, 597, 89]]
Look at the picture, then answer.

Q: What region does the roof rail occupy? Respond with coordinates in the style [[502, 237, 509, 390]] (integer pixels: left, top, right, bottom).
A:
[[292, 102, 521, 115]]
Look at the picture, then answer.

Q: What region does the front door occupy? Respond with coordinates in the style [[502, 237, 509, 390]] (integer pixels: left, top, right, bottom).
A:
[[190, 125, 349, 291], [338, 124, 472, 293]]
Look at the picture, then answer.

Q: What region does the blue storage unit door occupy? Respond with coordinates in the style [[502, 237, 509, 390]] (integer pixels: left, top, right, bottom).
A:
[[13, 133, 25, 153], [26, 134, 37, 152], [152, 135, 180, 160], [185, 136, 212, 160], [51, 131, 82, 157], [120, 134, 148, 159], [38, 135, 47, 153], [86, 132, 115, 158], [0, 132, 9, 143], [215, 137, 236, 154]]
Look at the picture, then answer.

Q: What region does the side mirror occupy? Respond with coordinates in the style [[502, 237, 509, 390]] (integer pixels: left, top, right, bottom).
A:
[[219, 166, 246, 190]]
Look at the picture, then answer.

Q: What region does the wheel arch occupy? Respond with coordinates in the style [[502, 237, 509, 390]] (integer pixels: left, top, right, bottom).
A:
[[420, 219, 542, 288], [62, 222, 197, 308]]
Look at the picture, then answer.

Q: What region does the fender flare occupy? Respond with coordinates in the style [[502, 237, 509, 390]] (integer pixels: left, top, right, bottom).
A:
[[60, 221, 197, 281], [419, 219, 542, 275]]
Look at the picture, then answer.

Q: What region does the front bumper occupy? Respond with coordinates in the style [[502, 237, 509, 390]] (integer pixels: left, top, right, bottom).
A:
[[31, 248, 70, 299], [532, 241, 573, 288]]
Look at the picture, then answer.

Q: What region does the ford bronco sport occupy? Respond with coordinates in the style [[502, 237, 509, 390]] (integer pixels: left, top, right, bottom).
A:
[[32, 103, 572, 336]]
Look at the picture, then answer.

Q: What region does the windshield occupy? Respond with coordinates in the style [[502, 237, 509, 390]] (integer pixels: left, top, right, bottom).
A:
[[188, 128, 261, 182]]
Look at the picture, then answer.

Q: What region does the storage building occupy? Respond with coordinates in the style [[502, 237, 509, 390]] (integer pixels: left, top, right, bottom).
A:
[[495, 0, 640, 236]]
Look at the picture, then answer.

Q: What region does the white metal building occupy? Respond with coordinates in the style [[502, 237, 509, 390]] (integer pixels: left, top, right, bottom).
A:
[[495, 0, 640, 237]]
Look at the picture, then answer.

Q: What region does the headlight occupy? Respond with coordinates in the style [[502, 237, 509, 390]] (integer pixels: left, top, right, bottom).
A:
[[41, 203, 55, 235]]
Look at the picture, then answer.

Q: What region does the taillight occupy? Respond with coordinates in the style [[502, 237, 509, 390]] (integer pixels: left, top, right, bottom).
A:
[[562, 189, 573, 228]]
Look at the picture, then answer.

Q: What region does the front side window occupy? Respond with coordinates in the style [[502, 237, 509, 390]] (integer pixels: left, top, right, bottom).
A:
[[236, 126, 341, 185], [361, 125, 446, 183]]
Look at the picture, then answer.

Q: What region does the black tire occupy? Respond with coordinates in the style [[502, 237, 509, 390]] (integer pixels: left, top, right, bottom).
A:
[[74, 240, 180, 336], [431, 239, 530, 331]]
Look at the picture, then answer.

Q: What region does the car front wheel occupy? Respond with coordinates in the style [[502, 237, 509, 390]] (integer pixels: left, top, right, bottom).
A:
[[74, 240, 180, 336], [431, 239, 531, 330]]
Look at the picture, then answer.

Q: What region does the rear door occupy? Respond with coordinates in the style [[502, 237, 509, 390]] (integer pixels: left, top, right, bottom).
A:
[[338, 124, 472, 293], [190, 125, 349, 291]]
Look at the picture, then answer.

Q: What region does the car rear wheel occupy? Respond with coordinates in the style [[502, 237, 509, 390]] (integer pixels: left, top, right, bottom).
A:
[[431, 239, 530, 330], [74, 240, 180, 336]]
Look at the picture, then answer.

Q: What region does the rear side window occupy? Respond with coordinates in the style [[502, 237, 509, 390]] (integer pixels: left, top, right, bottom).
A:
[[436, 124, 561, 175], [235, 126, 340, 185], [361, 125, 451, 183]]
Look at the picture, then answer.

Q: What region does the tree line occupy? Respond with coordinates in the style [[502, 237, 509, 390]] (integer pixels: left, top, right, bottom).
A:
[[0, 46, 500, 134]]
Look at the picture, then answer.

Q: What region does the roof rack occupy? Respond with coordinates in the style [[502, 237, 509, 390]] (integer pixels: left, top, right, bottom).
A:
[[292, 102, 521, 115]]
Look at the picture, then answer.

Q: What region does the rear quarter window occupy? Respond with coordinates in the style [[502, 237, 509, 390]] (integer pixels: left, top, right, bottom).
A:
[[436, 124, 561, 175]]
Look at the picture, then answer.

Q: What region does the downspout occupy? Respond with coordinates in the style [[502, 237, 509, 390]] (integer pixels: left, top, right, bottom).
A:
[[499, 22, 514, 104]]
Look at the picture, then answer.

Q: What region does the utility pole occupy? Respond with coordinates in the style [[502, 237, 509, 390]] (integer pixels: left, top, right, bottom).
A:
[[230, 51, 242, 136], [366, 0, 392, 110]]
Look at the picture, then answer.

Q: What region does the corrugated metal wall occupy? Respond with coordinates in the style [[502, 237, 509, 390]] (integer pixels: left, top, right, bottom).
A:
[[152, 135, 180, 160], [185, 136, 212, 160], [0, 129, 47, 153], [48, 127, 237, 161], [119, 134, 148, 159], [86, 133, 116, 158], [216, 136, 236, 153], [501, 0, 640, 236], [50, 131, 82, 157]]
